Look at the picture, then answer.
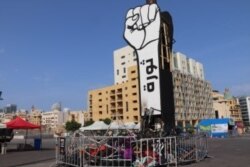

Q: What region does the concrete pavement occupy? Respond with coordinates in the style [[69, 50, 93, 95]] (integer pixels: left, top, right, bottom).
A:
[[18, 159, 57, 167], [0, 138, 56, 167], [0, 149, 55, 167], [1, 134, 250, 167], [185, 134, 250, 167]]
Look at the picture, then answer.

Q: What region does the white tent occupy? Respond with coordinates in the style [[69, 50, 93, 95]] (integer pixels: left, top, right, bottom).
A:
[[124, 122, 137, 129], [134, 123, 141, 130], [80, 121, 109, 131], [0, 123, 6, 129], [109, 122, 140, 130], [109, 121, 127, 129]]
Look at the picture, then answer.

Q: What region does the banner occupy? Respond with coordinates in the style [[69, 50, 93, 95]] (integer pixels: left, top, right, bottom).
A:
[[211, 124, 228, 133]]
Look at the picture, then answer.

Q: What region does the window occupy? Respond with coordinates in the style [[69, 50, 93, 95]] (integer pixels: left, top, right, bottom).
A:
[[174, 57, 178, 68], [121, 62, 125, 65], [121, 55, 125, 59], [126, 102, 129, 112], [131, 70, 136, 74], [117, 69, 119, 75], [215, 110, 219, 118], [123, 68, 126, 73], [134, 116, 138, 120], [122, 75, 126, 78]]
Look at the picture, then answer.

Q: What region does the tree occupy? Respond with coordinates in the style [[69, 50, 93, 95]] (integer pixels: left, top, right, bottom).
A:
[[65, 120, 81, 132], [103, 118, 111, 125], [84, 119, 94, 127]]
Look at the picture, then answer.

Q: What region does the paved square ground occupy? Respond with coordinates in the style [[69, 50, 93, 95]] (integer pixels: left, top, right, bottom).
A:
[[0, 135, 250, 167], [186, 134, 250, 167]]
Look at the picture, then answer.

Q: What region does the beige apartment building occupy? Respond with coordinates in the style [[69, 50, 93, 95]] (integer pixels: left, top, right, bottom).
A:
[[228, 98, 242, 122], [114, 46, 137, 85], [88, 66, 140, 124], [29, 110, 42, 125], [41, 103, 68, 130], [67, 110, 85, 126], [212, 90, 242, 122]]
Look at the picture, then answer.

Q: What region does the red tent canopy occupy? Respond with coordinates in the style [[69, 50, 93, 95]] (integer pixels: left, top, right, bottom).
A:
[[6, 117, 41, 129]]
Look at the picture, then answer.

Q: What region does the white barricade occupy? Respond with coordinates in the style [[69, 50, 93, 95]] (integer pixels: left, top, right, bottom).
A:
[[56, 134, 207, 167]]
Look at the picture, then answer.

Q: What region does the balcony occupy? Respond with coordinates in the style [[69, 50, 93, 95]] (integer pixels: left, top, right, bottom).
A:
[[110, 98, 116, 103], [110, 90, 116, 95], [110, 105, 116, 110], [117, 88, 122, 94], [117, 105, 123, 109]]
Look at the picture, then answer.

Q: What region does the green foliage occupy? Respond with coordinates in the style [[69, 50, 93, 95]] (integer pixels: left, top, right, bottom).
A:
[[103, 118, 112, 125], [186, 124, 195, 134], [65, 120, 81, 132], [84, 120, 94, 127]]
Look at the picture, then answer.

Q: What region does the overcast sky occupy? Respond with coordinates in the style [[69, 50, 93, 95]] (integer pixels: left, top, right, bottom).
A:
[[0, 0, 249, 111]]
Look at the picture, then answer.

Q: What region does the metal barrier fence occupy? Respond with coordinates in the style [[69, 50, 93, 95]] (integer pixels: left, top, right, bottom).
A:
[[133, 137, 177, 167], [177, 133, 208, 164], [56, 134, 207, 167]]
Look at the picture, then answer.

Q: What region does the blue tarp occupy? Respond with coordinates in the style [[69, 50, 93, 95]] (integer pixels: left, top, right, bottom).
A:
[[198, 118, 234, 138], [199, 118, 230, 126]]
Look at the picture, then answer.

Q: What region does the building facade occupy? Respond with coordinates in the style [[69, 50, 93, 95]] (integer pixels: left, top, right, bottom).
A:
[[88, 46, 214, 128], [3, 104, 17, 114], [88, 66, 140, 124], [212, 90, 231, 119], [29, 107, 42, 125], [16, 110, 29, 120], [172, 52, 205, 80], [41, 103, 68, 130], [238, 96, 250, 126], [171, 52, 213, 127], [173, 71, 214, 127], [212, 90, 242, 122], [224, 89, 242, 122], [67, 110, 85, 126], [113, 46, 137, 85]]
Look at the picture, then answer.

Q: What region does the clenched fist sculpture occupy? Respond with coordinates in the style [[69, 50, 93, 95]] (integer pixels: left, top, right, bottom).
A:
[[124, 4, 160, 50], [124, 3, 162, 115]]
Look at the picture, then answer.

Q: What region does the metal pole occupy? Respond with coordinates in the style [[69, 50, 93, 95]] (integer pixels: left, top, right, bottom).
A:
[[25, 129, 28, 146]]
